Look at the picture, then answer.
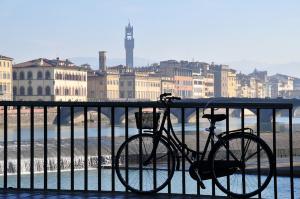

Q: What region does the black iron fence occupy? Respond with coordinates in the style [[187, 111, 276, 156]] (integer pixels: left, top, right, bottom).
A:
[[0, 100, 296, 198]]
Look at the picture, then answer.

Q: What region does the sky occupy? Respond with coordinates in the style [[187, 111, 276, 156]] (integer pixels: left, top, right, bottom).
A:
[[1, 0, 300, 75]]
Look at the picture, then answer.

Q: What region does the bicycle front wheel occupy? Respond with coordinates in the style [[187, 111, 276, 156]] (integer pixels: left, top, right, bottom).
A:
[[209, 133, 274, 198], [115, 133, 176, 193]]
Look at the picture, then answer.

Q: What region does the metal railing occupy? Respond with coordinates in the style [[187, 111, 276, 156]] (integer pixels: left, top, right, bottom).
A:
[[0, 100, 296, 198]]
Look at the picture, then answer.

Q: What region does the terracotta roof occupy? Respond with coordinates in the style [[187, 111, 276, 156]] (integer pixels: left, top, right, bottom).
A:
[[13, 58, 87, 70], [0, 55, 13, 61]]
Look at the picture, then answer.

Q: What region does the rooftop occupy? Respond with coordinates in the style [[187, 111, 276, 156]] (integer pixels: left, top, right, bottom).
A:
[[13, 57, 87, 71], [0, 55, 13, 61]]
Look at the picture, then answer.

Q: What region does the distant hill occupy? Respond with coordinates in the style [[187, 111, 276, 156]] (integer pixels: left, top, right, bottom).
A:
[[69, 57, 157, 69]]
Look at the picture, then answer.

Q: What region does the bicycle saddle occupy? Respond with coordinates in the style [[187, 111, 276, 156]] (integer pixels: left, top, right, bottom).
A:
[[202, 114, 226, 122]]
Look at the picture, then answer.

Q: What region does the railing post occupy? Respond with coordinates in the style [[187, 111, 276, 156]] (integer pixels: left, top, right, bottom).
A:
[[257, 108, 261, 199], [43, 106, 48, 190], [111, 107, 115, 191], [30, 106, 34, 190], [97, 106, 102, 191], [57, 106, 61, 190], [3, 105, 8, 189], [70, 106, 74, 191], [181, 108, 186, 195], [196, 107, 200, 196], [289, 108, 294, 199], [17, 106, 21, 189], [84, 106, 88, 191], [272, 109, 277, 199]]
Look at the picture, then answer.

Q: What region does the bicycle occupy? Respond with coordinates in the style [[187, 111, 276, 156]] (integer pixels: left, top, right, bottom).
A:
[[115, 93, 274, 198]]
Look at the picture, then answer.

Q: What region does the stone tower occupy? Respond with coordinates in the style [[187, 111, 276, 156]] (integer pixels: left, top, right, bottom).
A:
[[124, 22, 134, 67], [99, 51, 107, 72]]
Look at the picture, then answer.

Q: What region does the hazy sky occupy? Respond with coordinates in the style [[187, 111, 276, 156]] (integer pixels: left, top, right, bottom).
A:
[[1, 0, 300, 74]]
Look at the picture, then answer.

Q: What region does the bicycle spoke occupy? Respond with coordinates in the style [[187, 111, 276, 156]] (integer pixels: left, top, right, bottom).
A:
[[116, 134, 175, 193], [211, 133, 273, 198], [245, 147, 263, 161]]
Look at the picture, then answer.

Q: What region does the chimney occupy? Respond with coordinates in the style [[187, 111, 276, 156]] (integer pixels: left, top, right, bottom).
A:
[[99, 51, 107, 72]]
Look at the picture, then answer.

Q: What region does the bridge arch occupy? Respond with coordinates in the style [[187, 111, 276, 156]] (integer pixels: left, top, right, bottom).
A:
[[119, 108, 179, 125]]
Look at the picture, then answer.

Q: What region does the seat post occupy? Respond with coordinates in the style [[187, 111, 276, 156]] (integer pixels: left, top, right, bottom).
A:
[[209, 121, 216, 134]]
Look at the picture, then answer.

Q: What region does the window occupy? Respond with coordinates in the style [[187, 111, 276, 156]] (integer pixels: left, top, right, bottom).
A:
[[27, 86, 33, 95], [45, 86, 51, 95], [27, 71, 33, 80], [45, 71, 51, 79], [37, 71, 43, 79], [37, 86, 43, 95], [13, 86, 17, 95], [20, 71, 25, 80], [20, 86, 25, 95], [120, 91, 124, 98], [55, 88, 60, 95]]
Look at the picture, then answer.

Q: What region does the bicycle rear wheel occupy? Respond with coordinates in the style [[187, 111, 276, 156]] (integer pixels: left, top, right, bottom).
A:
[[115, 133, 176, 193], [209, 133, 274, 198]]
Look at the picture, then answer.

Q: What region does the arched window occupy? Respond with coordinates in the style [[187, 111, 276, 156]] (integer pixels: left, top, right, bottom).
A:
[[27, 86, 33, 95], [13, 72, 17, 80], [20, 86, 25, 95], [20, 71, 25, 80], [45, 86, 51, 95], [64, 88, 69, 95], [45, 71, 51, 79], [55, 88, 60, 95], [37, 71, 43, 79], [75, 89, 79, 96], [37, 86, 43, 95], [13, 86, 17, 95], [27, 71, 33, 80]]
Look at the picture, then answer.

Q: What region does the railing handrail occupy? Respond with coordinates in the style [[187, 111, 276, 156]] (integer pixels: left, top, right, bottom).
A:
[[0, 100, 293, 109]]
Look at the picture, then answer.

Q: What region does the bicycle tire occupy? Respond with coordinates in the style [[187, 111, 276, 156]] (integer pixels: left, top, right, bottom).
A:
[[208, 132, 274, 198], [115, 133, 176, 193]]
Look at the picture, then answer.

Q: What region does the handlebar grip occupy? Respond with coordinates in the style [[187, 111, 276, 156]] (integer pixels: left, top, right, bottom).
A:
[[162, 93, 172, 96]]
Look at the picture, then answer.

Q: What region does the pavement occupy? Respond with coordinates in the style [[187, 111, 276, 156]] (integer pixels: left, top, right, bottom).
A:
[[0, 190, 227, 199]]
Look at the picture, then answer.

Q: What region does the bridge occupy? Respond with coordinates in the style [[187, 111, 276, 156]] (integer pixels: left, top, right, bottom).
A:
[[58, 98, 299, 125]]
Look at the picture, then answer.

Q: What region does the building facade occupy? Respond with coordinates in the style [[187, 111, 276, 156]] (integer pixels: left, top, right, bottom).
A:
[[119, 72, 161, 100], [13, 58, 87, 101], [160, 76, 175, 94], [204, 73, 214, 98], [159, 60, 193, 98], [192, 75, 205, 98], [87, 71, 120, 101], [0, 55, 13, 101], [227, 69, 237, 97], [212, 64, 229, 97]]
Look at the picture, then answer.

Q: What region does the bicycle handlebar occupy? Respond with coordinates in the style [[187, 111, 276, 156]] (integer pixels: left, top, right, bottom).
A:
[[159, 93, 181, 103]]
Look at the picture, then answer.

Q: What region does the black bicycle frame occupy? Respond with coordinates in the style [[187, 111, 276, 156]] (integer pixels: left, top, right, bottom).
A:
[[145, 106, 243, 167]]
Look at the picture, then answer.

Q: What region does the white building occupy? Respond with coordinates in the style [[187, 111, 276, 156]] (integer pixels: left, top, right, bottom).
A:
[[13, 58, 87, 101]]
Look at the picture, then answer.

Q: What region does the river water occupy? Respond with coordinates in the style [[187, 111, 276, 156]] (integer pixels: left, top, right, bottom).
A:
[[0, 116, 299, 198]]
